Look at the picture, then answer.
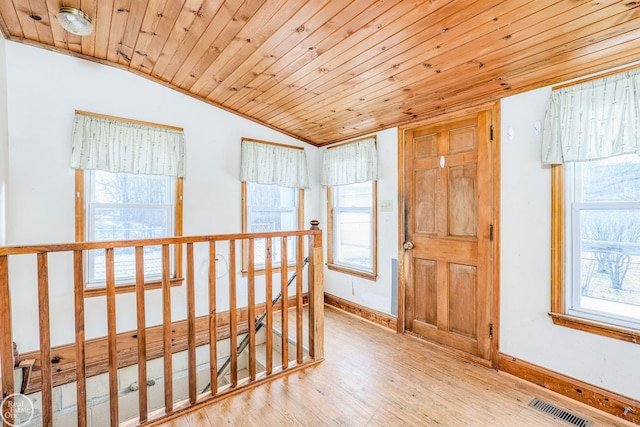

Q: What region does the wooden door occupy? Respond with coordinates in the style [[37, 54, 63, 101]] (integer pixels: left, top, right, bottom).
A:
[[403, 109, 493, 361]]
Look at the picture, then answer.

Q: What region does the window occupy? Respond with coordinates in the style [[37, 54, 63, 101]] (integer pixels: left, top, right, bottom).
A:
[[76, 169, 183, 294], [327, 181, 377, 280], [544, 68, 640, 341], [322, 136, 379, 280], [551, 155, 640, 339], [242, 181, 304, 273]]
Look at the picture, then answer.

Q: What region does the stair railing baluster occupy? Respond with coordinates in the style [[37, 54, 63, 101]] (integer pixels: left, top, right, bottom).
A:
[[202, 256, 309, 393]]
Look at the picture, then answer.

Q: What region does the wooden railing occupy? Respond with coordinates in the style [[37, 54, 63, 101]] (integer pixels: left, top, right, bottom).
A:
[[0, 222, 324, 426]]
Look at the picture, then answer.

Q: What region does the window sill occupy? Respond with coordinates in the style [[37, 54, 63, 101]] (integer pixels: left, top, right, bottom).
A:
[[327, 263, 376, 281], [549, 312, 640, 344], [84, 277, 184, 298]]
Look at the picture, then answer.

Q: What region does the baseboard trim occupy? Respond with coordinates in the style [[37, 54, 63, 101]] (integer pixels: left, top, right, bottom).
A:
[[498, 353, 639, 424], [323, 293, 397, 331]]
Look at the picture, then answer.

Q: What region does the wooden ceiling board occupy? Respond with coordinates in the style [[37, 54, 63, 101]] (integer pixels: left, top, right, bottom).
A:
[[167, 0, 244, 85], [1, 0, 640, 145], [237, 0, 410, 118], [460, 1, 638, 87], [505, 47, 640, 95], [193, 0, 304, 98], [141, 0, 211, 76], [139, 0, 187, 75], [142, 0, 205, 74], [13, 1, 40, 42], [313, 30, 640, 143], [223, 0, 368, 112], [294, 1, 633, 141], [203, 0, 332, 105], [118, 0, 150, 66], [79, 0, 98, 55], [266, 0, 522, 130], [0, 0, 22, 38], [171, 0, 265, 89], [241, 0, 451, 121], [268, 0, 534, 135], [107, 0, 134, 63], [210, 0, 338, 106], [27, 0, 54, 46], [93, 0, 114, 59], [128, 0, 170, 71]]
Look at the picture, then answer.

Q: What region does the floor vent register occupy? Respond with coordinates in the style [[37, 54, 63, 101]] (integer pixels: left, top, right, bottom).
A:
[[528, 397, 594, 427]]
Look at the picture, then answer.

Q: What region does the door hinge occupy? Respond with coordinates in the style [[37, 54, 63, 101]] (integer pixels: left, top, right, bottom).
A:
[[489, 224, 494, 241], [490, 125, 493, 141], [489, 323, 493, 339]]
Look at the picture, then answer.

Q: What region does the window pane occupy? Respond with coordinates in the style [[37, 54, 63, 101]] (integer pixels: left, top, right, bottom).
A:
[[577, 209, 640, 324], [248, 208, 297, 233], [337, 181, 372, 207], [92, 170, 172, 204], [333, 182, 373, 271], [87, 170, 175, 286], [579, 154, 640, 202], [336, 211, 372, 268], [252, 237, 296, 267], [247, 182, 296, 208], [246, 182, 298, 267], [91, 246, 163, 282], [93, 207, 170, 240], [569, 154, 640, 329]]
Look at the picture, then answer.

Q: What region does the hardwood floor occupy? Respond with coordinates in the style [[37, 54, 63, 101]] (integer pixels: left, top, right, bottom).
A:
[[157, 306, 634, 426]]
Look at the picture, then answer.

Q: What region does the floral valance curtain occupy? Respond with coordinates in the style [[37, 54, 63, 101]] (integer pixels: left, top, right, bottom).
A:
[[321, 137, 378, 186], [71, 112, 186, 177], [240, 139, 310, 188], [542, 68, 640, 164]]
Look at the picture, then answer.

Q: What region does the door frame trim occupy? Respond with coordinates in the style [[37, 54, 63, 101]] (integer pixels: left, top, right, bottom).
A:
[[396, 101, 501, 368]]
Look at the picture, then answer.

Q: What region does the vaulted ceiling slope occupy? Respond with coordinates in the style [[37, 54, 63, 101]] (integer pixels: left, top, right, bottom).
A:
[[1, 1, 639, 146]]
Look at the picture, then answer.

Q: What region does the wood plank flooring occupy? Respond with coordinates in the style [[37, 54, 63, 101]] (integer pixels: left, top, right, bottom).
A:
[[157, 306, 634, 426]]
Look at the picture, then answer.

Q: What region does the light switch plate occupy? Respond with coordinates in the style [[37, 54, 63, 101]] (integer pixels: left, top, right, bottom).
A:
[[380, 200, 393, 212]]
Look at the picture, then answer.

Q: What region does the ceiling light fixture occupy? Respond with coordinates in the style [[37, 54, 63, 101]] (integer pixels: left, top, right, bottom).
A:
[[57, 6, 93, 36]]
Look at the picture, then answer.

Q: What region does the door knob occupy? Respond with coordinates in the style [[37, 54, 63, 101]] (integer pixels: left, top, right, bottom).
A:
[[403, 241, 414, 250]]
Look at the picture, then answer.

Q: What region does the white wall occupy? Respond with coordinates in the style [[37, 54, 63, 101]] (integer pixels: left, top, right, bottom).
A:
[[4, 38, 638, 403], [3, 41, 320, 351], [320, 81, 640, 402], [0, 35, 8, 245], [500, 88, 640, 401], [321, 127, 399, 314]]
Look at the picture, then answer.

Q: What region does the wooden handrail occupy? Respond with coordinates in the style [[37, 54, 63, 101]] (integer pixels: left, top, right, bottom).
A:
[[0, 224, 323, 426], [0, 230, 321, 255]]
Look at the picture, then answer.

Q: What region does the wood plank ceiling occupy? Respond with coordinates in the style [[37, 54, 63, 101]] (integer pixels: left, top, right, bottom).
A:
[[0, 1, 639, 146]]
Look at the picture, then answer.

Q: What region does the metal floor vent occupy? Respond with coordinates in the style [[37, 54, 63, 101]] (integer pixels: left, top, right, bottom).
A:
[[529, 398, 594, 427]]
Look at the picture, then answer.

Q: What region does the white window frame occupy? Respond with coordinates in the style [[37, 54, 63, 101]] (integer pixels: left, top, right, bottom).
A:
[[564, 162, 640, 331], [327, 181, 377, 280], [242, 181, 304, 274], [76, 169, 183, 296]]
